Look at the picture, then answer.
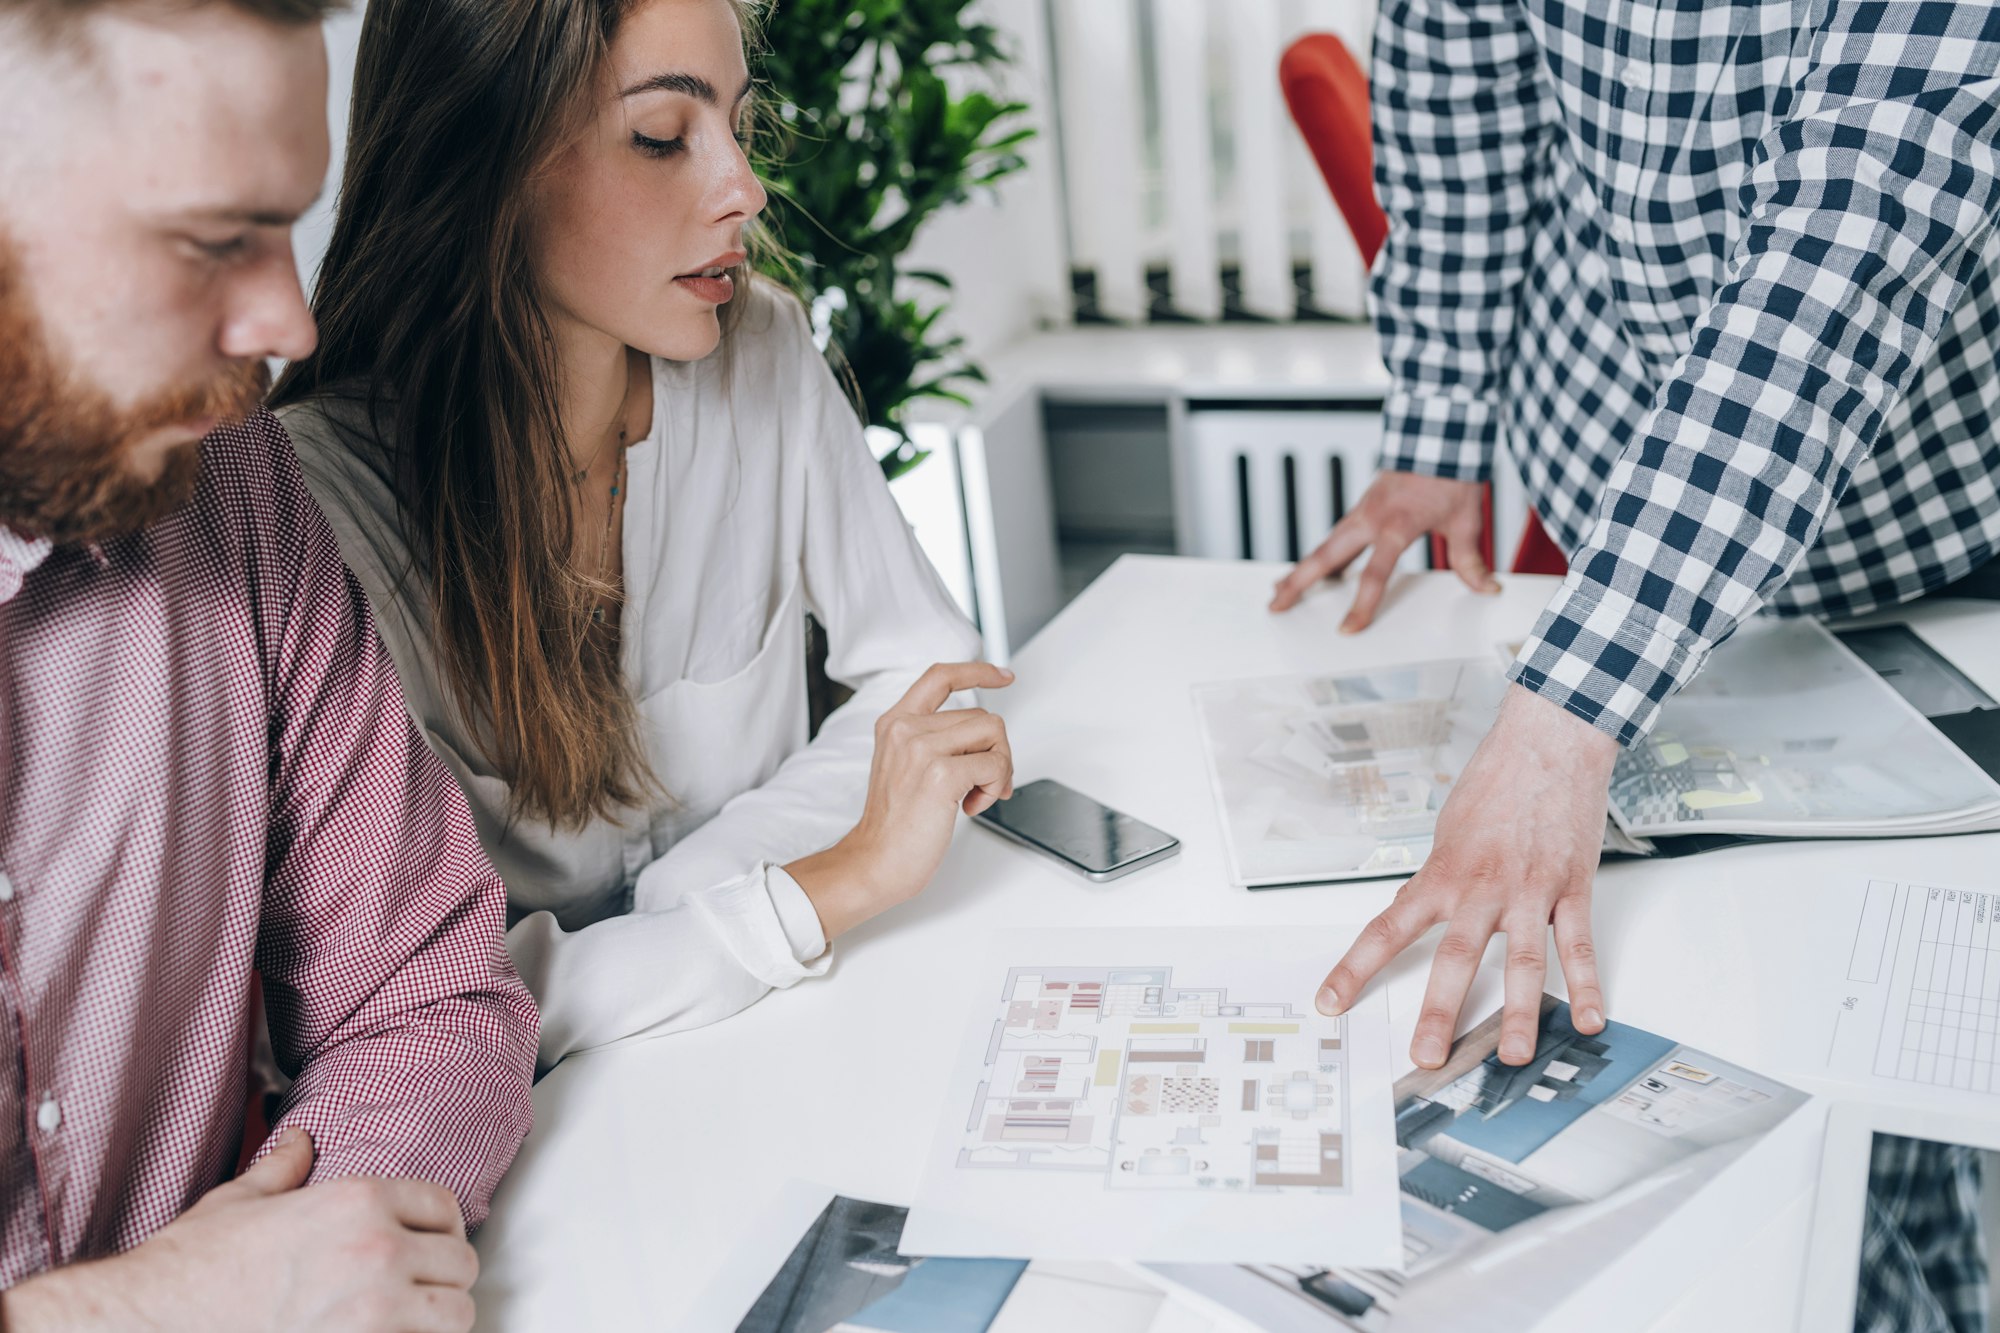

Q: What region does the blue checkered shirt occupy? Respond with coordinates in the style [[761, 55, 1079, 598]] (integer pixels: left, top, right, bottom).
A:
[[1860, 1134, 1989, 1333], [1371, 0, 2000, 746]]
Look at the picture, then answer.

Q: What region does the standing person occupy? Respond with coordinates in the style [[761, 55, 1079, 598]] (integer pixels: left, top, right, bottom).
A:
[[0, 0, 538, 1328], [272, 0, 1014, 1073], [1273, 2, 1998, 1325]]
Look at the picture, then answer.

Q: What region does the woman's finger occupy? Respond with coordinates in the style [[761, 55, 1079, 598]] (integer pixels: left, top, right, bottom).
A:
[[889, 662, 1014, 717]]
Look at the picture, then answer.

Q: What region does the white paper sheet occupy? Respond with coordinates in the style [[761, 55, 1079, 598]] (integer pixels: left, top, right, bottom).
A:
[[1820, 878, 2000, 1099], [901, 927, 1402, 1267]]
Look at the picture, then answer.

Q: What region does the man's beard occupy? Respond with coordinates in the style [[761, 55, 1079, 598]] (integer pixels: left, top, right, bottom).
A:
[[0, 238, 270, 546]]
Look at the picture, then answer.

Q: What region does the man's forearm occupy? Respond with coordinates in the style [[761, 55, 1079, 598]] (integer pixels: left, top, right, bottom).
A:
[[2, 1257, 146, 1332]]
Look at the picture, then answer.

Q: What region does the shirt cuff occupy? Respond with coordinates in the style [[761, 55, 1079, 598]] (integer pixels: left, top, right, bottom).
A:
[[684, 863, 833, 989], [1378, 388, 1502, 482], [766, 864, 829, 964], [1507, 569, 1711, 747]]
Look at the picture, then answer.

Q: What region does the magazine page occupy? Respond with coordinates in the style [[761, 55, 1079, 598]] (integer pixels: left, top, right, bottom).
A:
[[721, 1189, 1202, 1333], [1606, 618, 2000, 837]]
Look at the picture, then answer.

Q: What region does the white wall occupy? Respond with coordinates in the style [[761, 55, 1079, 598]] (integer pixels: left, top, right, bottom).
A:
[[295, 10, 361, 295]]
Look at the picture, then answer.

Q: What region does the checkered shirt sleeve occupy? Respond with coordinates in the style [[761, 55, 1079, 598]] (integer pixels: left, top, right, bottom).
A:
[[1370, 0, 1560, 483], [1503, 3, 2000, 743], [244, 412, 538, 1230], [1856, 1133, 1989, 1333]]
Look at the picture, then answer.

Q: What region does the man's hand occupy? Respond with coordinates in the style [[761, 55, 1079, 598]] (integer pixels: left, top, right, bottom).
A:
[[1315, 686, 1620, 1069], [1269, 471, 1499, 630], [3, 1128, 478, 1333], [787, 662, 1016, 940]]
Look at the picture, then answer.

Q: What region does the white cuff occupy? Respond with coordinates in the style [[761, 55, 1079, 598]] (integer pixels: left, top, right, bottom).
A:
[[766, 864, 830, 963], [684, 862, 833, 989], [505, 862, 833, 1071]]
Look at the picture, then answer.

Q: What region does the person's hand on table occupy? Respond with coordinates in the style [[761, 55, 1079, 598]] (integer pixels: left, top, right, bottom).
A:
[[1315, 685, 1620, 1068], [1269, 470, 1500, 629], [1, 1128, 479, 1332], [787, 661, 1016, 939]]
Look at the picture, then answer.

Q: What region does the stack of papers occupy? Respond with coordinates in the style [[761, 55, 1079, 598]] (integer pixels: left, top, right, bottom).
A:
[[1193, 618, 2000, 888], [703, 977, 1815, 1333]]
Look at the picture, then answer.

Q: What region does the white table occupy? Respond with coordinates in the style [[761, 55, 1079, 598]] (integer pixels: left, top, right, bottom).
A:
[[471, 557, 2000, 1331]]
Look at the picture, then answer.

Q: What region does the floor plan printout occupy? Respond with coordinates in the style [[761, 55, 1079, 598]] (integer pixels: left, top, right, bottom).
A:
[[901, 928, 1402, 1266], [1824, 878, 2000, 1097], [1192, 660, 1508, 887]]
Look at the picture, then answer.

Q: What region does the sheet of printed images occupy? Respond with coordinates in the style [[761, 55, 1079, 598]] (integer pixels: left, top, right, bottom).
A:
[[1192, 620, 2000, 891], [1147, 995, 1815, 1332], [901, 927, 1403, 1267], [1190, 658, 1509, 888]]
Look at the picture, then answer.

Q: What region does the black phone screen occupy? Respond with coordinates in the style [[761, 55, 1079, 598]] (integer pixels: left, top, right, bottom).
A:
[[975, 778, 1177, 872]]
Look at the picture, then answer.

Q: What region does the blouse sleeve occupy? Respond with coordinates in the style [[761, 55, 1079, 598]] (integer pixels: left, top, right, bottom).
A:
[[504, 864, 829, 1074]]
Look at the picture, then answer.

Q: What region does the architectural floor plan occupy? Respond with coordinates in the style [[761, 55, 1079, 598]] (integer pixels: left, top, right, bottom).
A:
[[905, 929, 1403, 1267], [959, 966, 1351, 1194]]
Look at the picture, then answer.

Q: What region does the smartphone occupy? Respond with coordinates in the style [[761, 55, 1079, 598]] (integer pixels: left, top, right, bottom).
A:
[[973, 778, 1181, 881]]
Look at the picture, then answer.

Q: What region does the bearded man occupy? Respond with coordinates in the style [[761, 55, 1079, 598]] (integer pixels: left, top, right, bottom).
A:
[[0, 2, 537, 1330]]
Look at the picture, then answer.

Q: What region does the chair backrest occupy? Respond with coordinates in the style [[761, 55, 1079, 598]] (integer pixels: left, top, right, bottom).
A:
[[1279, 33, 1388, 267]]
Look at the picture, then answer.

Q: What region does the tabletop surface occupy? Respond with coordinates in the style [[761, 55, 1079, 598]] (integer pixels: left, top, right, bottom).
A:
[[471, 557, 2000, 1331]]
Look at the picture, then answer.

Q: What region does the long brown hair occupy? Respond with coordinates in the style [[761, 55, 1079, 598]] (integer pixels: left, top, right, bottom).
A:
[[273, 0, 758, 829]]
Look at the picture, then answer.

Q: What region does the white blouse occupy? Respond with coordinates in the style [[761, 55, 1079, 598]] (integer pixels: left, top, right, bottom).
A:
[[280, 284, 981, 1070]]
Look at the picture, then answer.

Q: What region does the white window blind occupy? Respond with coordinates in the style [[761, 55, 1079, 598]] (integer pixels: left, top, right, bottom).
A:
[[1046, 0, 1380, 323]]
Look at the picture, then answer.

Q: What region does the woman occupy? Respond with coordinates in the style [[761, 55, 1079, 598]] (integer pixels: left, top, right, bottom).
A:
[[271, 0, 1013, 1070]]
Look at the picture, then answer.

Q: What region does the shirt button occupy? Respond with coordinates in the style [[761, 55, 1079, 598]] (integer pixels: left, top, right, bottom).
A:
[[36, 1097, 59, 1135], [0, 871, 12, 902], [1609, 217, 1634, 243], [1618, 62, 1646, 89]]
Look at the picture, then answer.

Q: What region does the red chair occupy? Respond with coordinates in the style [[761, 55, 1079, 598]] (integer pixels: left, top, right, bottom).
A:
[[1279, 35, 1386, 272], [1280, 33, 1567, 578]]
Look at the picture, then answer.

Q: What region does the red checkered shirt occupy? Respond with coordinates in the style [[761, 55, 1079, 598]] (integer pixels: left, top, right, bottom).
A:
[[0, 410, 538, 1282]]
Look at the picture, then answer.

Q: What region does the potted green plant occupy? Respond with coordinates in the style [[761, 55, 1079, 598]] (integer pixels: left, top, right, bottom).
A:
[[751, 0, 1035, 479]]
